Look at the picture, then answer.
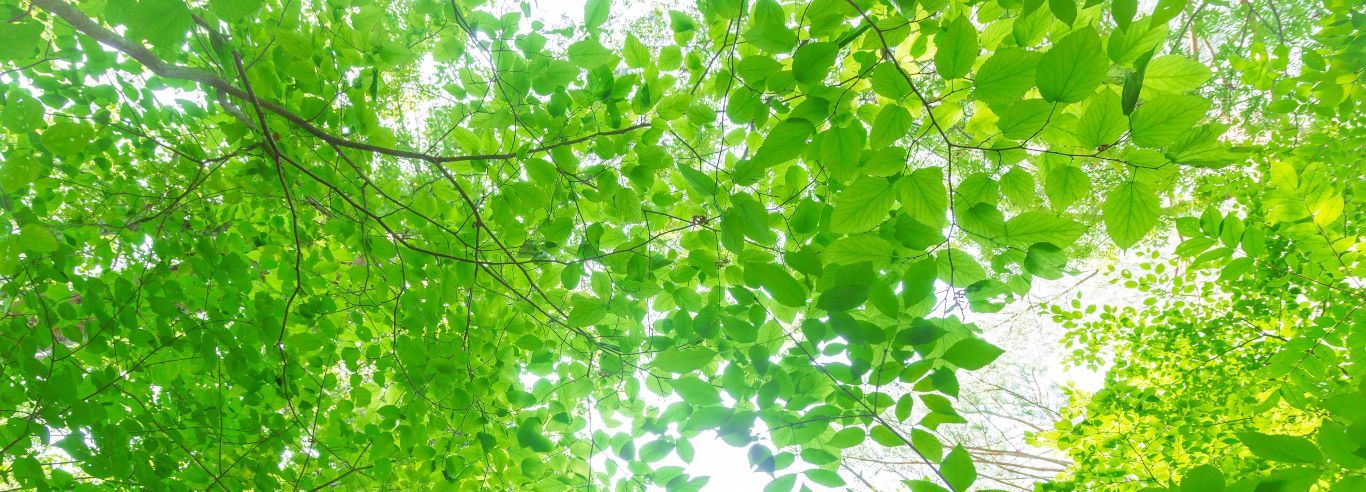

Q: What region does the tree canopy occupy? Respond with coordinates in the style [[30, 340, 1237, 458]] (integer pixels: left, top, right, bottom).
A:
[[0, 0, 1361, 490]]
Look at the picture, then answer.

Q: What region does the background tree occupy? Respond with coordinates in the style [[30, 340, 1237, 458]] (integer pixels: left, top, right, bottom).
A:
[[0, 0, 1356, 490]]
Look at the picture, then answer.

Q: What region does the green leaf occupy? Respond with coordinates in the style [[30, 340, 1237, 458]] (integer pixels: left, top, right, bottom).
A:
[[651, 348, 716, 374], [623, 33, 650, 68], [897, 167, 948, 228], [825, 235, 895, 265], [1103, 181, 1162, 249], [567, 38, 617, 69], [872, 63, 912, 100], [805, 469, 845, 487], [829, 427, 866, 448], [516, 419, 554, 452], [996, 99, 1054, 140], [871, 105, 913, 149], [870, 425, 904, 447], [1143, 55, 1212, 94], [1152, 0, 1188, 24], [941, 445, 977, 491], [567, 299, 608, 327], [40, 122, 92, 158], [792, 42, 838, 85], [911, 429, 944, 462], [763, 474, 797, 492], [820, 123, 866, 179], [1045, 165, 1091, 210], [1037, 28, 1108, 103], [1004, 212, 1086, 246], [1181, 464, 1224, 492], [731, 193, 776, 245], [745, 118, 814, 178], [1129, 94, 1209, 148], [1076, 89, 1128, 149], [1024, 242, 1067, 279], [209, 0, 263, 21], [584, 0, 610, 30], [975, 48, 1041, 105], [941, 337, 1004, 370], [817, 284, 868, 312], [746, 263, 808, 308], [677, 164, 717, 196], [672, 377, 722, 405], [127, 0, 192, 52], [831, 176, 896, 234], [639, 439, 674, 462], [1112, 0, 1137, 30], [19, 224, 59, 253], [1237, 432, 1324, 464], [1000, 167, 1036, 206], [934, 16, 979, 80], [1049, 0, 1077, 26]]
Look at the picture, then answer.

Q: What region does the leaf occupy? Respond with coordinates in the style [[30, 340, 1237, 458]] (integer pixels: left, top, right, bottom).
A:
[[1237, 432, 1324, 464], [975, 49, 1041, 105], [1143, 55, 1212, 94], [941, 445, 977, 491], [1103, 181, 1162, 249], [1004, 212, 1087, 246], [128, 0, 192, 52], [897, 167, 948, 228], [209, 0, 263, 21], [1045, 165, 1091, 210], [1181, 464, 1224, 492], [746, 262, 808, 308], [19, 224, 59, 253], [677, 164, 717, 196], [911, 429, 944, 462], [831, 176, 896, 234], [623, 34, 650, 68], [584, 0, 610, 30], [745, 118, 814, 177], [934, 16, 979, 80], [731, 193, 776, 245], [1112, 0, 1137, 30], [870, 425, 904, 447], [1152, 0, 1188, 24], [829, 427, 866, 448], [1049, 0, 1077, 26], [792, 42, 838, 85], [872, 63, 912, 100], [1024, 242, 1068, 279], [1076, 89, 1128, 149], [996, 99, 1054, 140], [805, 469, 845, 487], [817, 284, 868, 312], [671, 377, 722, 405], [1122, 50, 1153, 114], [763, 474, 797, 492], [825, 235, 895, 265], [567, 38, 616, 69], [1130, 94, 1209, 148], [567, 299, 608, 327], [1000, 167, 1036, 206], [516, 419, 554, 452], [820, 123, 866, 178], [871, 105, 913, 149], [651, 348, 716, 374], [1037, 28, 1108, 103], [941, 337, 1004, 370]]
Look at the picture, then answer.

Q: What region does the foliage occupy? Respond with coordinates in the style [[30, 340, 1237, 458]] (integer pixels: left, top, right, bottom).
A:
[[0, 0, 1358, 490], [1040, 0, 1364, 490]]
